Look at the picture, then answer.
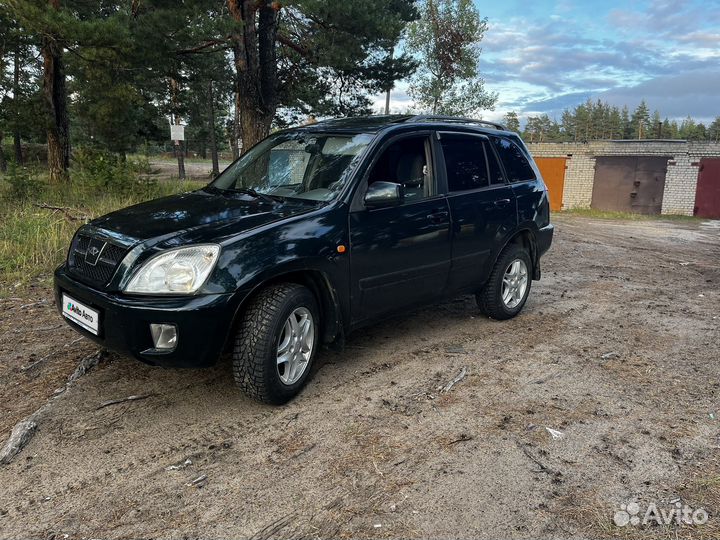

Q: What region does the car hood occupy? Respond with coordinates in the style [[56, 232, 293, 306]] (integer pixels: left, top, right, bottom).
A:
[[89, 188, 316, 244]]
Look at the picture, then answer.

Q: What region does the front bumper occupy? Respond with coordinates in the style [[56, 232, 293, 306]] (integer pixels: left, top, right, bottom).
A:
[[54, 265, 238, 367]]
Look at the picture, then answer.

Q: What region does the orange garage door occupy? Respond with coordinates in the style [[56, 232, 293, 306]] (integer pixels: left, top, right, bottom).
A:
[[534, 157, 567, 211]]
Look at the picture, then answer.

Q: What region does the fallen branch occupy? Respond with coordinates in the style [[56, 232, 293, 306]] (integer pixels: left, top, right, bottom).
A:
[[0, 349, 106, 467], [447, 433, 473, 445], [67, 350, 106, 386], [97, 394, 153, 410], [32, 203, 88, 222], [18, 299, 49, 309], [20, 355, 50, 371], [441, 366, 468, 393], [516, 440, 562, 479], [0, 421, 37, 465]]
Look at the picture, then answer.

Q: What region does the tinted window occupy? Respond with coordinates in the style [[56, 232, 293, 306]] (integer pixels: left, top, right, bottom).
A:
[[486, 143, 505, 185], [492, 137, 535, 182], [441, 135, 489, 192]]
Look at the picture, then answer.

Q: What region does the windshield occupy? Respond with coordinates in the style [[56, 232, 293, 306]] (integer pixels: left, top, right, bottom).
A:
[[211, 131, 374, 202]]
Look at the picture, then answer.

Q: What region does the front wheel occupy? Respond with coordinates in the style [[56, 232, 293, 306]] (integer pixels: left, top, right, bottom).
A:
[[232, 283, 319, 404], [476, 245, 532, 320]]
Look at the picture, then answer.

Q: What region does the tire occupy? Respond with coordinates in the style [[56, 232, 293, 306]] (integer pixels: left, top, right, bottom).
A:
[[476, 244, 532, 320], [232, 283, 319, 404]]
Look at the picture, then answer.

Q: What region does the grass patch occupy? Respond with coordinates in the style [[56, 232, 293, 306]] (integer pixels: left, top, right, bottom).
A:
[[559, 208, 702, 222], [0, 167, 205, 293]]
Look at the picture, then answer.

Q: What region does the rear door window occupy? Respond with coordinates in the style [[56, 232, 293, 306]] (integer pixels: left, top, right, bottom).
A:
[[491, 137, 536, 183], [440, 135, 490, 192]]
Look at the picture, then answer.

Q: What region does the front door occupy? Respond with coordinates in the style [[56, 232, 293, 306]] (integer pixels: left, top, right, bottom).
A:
[[349, 134, 451, 323]]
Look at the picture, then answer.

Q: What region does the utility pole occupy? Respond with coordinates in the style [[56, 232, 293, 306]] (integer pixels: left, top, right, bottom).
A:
[[208, 80, 219, 178], [170, 78, 185, 180]]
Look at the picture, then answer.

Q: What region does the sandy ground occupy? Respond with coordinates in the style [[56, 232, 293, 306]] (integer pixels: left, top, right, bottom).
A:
[[0, 215, 719, 539]]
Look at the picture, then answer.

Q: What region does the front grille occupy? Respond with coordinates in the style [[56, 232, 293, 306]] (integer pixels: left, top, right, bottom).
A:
[[68, 234, 129, 287]]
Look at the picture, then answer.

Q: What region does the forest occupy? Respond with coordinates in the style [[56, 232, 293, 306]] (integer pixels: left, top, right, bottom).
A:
[[1, 0, 718, 189], [507, 99, 720, 144]]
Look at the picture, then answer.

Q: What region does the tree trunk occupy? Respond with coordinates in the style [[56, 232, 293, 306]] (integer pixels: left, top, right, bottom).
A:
[[231, 93, 240, 159], [42, 0, 70, 183], [174, 141, 185, 179], [228, 0, 279, 150], [0, 131, 6, 173], [208, 81, 220, 177], [12, 45, 23, 165], [41, 0, 70, 182]]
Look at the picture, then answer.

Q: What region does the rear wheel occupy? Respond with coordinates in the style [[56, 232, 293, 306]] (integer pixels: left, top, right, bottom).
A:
[[232, 283, 319, 404], [476, 245, 532, 320]]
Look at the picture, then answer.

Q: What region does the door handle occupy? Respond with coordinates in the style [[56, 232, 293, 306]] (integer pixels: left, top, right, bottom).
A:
[[427, 210, 449, 223], [494, 198, 511, 207]]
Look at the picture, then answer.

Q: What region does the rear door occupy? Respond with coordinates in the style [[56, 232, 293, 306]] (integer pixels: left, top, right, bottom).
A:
[[438, 132, 517, 293], [491, 135, 546, 225]]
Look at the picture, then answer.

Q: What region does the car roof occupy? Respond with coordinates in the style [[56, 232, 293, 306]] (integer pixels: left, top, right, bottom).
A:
[[297, 114, 515, 137]]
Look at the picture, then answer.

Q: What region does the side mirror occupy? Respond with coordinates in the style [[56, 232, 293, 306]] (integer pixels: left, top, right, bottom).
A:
[[364, 181, 404, 208]]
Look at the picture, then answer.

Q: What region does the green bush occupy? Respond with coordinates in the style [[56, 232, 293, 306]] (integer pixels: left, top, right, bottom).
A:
[[71, 147, 152, 197], [4, 163, 44, 201]]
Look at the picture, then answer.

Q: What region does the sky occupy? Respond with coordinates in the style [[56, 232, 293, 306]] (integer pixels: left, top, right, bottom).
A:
[[375, 0, 720, 124]]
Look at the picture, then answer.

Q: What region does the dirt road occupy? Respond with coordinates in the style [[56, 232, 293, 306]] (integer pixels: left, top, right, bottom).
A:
[[148, 158, 232, 181], [1, 215, 718, 539]]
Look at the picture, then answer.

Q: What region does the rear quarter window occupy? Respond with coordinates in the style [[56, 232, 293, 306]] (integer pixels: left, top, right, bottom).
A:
[[491, 137, 536, 183]]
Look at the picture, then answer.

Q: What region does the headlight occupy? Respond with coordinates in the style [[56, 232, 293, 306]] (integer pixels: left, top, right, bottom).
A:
[[124, 245, 220, 294]]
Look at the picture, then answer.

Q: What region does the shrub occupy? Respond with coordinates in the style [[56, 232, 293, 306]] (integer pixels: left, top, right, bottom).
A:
[[71, 147, 152, 197], [4, 163, 44, 201]]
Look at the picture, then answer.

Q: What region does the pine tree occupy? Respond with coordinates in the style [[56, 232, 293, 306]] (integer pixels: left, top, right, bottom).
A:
[[225, 0, 418, 148], [608, 107, 622, 139], [631, 100, 650, 139], [709, 117, 720, 142], [621, 106, 632, 139], [649, 110, 662, 138], [504, 111, 520, 133]]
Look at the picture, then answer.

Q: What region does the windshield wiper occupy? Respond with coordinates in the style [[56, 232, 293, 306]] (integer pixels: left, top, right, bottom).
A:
[[231, 187, 282, 204]]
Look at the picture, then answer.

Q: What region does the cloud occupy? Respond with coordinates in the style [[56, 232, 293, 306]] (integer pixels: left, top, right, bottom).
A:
[[598, 68, 720, 121], [480, 1, 720, 120], [373, 0, 720, 122]]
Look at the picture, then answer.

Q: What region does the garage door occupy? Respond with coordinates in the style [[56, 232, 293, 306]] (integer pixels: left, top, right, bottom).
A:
[[591, 156, 668, 215], [694, 158, 720, 219], [535, 157, 566, 212]]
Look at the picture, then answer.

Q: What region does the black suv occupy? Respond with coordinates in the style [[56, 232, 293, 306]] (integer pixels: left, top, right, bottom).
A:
[[55, 115, 553, 404]]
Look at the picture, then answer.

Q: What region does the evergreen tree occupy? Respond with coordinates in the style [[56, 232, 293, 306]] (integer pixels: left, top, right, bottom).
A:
[[630, 100, 650, 139], [621, 106, 632, 139], [560, 109, 576, 141], [650, 110, 662, 138], [608, 107, 622, 139], [708, 117, 720, 142], [575, 101, 591, 141], [504, 111, 520, 133], [225, 0, 418, 148]]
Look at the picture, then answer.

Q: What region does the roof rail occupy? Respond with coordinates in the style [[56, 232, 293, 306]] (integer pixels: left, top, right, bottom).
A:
[[408, 115, 506, 131]]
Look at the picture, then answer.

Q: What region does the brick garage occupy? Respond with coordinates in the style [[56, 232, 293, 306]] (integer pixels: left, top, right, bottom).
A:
[[527, 141, 720, 216]]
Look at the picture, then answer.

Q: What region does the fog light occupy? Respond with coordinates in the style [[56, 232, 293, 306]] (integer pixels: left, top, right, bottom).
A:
[[150, 323, 177, 350]]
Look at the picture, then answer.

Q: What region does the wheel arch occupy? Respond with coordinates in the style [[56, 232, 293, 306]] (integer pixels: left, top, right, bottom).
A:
[[494, 227, 540, 280], [228, 269, 343, 351]]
